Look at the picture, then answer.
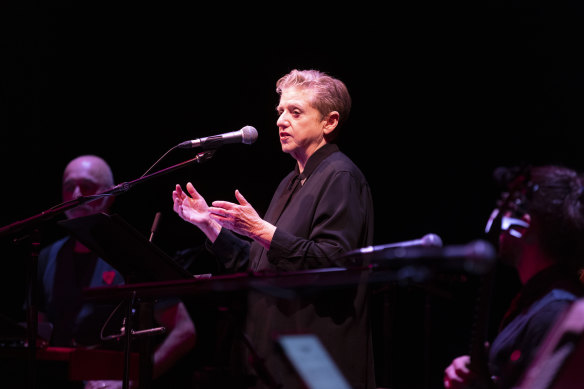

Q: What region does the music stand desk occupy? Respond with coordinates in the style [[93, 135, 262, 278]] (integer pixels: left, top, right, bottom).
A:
[[58, 213, 193, 283]]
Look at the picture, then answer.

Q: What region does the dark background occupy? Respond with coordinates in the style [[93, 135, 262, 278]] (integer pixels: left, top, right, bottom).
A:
[[1, 2, 583, 388]]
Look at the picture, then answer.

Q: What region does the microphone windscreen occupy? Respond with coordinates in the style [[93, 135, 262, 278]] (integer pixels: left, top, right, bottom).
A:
[[241, 126, 258, 144], [421, 233, 443, 247], [150, 212, 162, 233]]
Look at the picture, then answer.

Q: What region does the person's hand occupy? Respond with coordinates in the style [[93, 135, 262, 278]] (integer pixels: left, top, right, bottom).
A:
[[173, 182, 221, 241], [173, 182, 211, 227], [444, 355, 476, 389], [208, 190, 260, 236], [209, 190, 275, 249], [84, 380, 134, 389]]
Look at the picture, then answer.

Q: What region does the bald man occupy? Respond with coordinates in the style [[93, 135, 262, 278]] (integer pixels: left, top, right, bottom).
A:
[[36, 155, 196, 389]]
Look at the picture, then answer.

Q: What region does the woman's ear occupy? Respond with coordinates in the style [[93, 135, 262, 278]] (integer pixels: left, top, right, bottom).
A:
[[323, 111, 339, 136], [323, 111, 339, 142]]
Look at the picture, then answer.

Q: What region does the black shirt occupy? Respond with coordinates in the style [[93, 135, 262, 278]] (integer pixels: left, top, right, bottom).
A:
[[209, 144, 375, 389], [489, 265, 584, 388]]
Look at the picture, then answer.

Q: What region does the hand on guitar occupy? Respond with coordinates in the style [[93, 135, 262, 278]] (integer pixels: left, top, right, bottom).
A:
[[444, 354, 494, 389], [84, 380, 136, 389]]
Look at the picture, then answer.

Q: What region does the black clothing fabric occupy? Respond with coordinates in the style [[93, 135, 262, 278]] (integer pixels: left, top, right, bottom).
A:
[[208, 144, 375, 389], [36, 237, 126, 347], [489, 265, 584, 388], [35, 236, 192, 388]]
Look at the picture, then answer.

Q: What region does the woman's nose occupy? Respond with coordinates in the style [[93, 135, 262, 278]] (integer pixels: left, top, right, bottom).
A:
[[277, 112, 287, 127]]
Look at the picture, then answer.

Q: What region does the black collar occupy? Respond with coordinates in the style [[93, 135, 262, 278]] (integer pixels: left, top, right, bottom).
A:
[[294, 143, 339, 179]]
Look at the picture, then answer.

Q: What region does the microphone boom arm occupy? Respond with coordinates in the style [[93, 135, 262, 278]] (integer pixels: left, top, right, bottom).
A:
[[107, 150, 215, 196], [0, 150, 215, 238]]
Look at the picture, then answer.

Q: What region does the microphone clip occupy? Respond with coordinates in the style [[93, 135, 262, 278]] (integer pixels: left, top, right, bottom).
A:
[[195, 150, 216, 162]]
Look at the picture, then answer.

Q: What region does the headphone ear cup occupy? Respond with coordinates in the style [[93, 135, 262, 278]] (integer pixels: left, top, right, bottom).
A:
[[501, 215, 530, 239]]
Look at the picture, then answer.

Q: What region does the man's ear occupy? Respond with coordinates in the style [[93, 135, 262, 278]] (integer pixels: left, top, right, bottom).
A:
[[104, 195, 116, 213]]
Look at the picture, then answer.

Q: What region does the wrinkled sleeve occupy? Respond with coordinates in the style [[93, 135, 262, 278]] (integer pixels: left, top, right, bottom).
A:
[[521, 299, 573, 360], [206, 228, 251, 272]]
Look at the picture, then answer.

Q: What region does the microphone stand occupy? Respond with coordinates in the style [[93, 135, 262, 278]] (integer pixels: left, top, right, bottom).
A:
[[0, 150, 215, 389]]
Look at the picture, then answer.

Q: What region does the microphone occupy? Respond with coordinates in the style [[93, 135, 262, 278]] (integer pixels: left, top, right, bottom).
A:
[[358, 233, 443, 253], [149, 211, 162, 242], [338, 238, 496, 275], [178, 126, 258, 149]]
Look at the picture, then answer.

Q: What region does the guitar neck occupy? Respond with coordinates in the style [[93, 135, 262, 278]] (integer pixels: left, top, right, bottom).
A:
[[469, 269, 496, 377]]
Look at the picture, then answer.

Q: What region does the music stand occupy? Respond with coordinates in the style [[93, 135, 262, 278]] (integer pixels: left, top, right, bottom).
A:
[[58, 212, 193, 283], [59, 212, 193, 389]]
